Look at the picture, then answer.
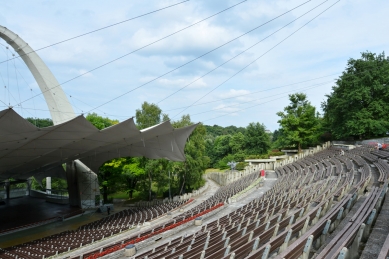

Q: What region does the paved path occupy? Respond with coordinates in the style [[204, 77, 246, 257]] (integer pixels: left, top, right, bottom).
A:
[[117, 171, 278, 259], [59, 176, 222, 259], [1, 172, 278, 259]]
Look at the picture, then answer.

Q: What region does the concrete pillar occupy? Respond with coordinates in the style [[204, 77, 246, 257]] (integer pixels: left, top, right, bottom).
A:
[[124, 244, 136, 257], [338, 247, 348, 259], [224, 245, 231, 257], [46, 177, 51, 194], [262, 244, 271, 259], [299, 217, 310, 237], [350, 223, 365, 259], [5, 180, 10, 199], [302, 235, 313, 259], [66, 160, 100, 208], [224, 237, 230, 248], [252, 237, 260, 251], [27, 177, 33, 196], [195, 217, 203, 226], [279, 229, 293, 253], [363, 210, 376, 241], [319, 220, 331, 248], [66, 162, 81, 207]]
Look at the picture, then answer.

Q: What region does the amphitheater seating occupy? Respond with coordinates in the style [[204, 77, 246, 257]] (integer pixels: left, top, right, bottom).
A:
[[124, 147, 389, 259], [0, 201, 188, 259], [315, 186, 382, 259], [2, 145, 389, 259]]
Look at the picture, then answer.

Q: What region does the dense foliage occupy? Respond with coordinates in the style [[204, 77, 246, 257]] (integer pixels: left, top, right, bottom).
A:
[[275, 93, 320, 151], [205, 122, 272, 169], [87, 102, 208, 202], [322, 51, 389, 140], [85, 113, 119, 129], [26, 117, 53, 128]]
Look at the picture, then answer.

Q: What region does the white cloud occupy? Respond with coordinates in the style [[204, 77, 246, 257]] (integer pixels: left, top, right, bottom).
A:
[[158, 77, 207, 89], [1, 0, 388, 130], [220, 89, 253, 102], [213, 103, 242, 114]]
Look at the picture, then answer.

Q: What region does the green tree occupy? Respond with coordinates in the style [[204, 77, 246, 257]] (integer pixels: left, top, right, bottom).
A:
[[204, 125, 245, 138], [244, 122, 271, 155], [276, 93, 319, 151], [122, 157, 145, 199], [171, 115, 207, 195], [135, 101, 167, 129], [26, 118, 53, 128], [229, 132, 246, 153], [99, 158, 125, 203], [212, 135, 232, 166], [85, 113, 121, 202], [217, 154, 235, 170], [86, 113, 119, 130], [272, 129, 283, 143], [135, 101, 169, 200], [322, 51, 389, 139]]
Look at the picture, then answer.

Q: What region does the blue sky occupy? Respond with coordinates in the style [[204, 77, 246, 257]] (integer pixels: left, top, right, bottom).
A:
[[1, 0, 388, 131]]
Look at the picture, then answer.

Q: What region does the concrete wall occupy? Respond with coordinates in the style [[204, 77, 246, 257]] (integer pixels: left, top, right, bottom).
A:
[[333, 137, 389, 145], [208, 141, 331, 184], [208, 164, 260, 186], [29, 190, 69, 204], [272, 142, 330, 170], [359, 137, 389, 145], [30, 190, 47, 198], [0, 188, 27, 199]]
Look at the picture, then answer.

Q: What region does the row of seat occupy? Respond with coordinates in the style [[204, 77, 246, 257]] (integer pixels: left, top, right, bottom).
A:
[[130, 146, 388, 259], [0, 200, 188, 259], [128, 148, 349, 258], [80, 172, 261, 259]]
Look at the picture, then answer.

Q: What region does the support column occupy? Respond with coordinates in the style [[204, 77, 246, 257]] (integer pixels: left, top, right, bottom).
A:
[[5, 180, 10, 199], [46, 177, 51, 194], [66, 162, 81, 207], [27, 177, 33, 196], [65, 160, 100, 208], [350, 223, 365, 259]]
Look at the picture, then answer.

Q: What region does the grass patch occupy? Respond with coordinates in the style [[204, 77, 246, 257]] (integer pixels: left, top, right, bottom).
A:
[[108, 190, 142, 202], [205, 168, 223, 173]]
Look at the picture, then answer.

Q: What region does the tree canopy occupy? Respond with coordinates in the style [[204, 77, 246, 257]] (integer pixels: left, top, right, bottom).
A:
[[135, 101, 168, 129], [26, 117, 53, 128], [276, 93, 320, 151], [245, 122, 271, 155], [205, 122, 273, 168], [83, 102, 208, 202], [322, 51, 389, 140], [85, 113, 119, 130]]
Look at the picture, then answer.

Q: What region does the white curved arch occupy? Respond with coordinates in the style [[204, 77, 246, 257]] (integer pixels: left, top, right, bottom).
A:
[[0, 25, 76, 125], [0, 26, 98, 208]]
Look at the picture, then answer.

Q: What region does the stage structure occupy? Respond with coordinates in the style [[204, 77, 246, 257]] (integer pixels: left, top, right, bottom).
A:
[[0, 26, 197, 208]]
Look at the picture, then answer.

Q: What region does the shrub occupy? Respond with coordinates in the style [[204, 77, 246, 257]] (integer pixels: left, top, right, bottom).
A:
[[268, 151, 284, 157], [236, 162, 247, 171]]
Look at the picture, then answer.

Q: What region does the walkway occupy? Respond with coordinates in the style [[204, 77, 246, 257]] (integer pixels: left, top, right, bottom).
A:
[[49, 176, 222, 259], [118, 171, 278, 259]]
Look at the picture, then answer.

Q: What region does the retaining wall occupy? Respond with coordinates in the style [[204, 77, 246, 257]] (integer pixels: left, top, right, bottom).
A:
[[208, 142, 331, 185]]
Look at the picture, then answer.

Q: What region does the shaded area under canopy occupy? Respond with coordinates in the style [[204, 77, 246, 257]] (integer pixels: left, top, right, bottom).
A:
[[0, 108, 197, 181]]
